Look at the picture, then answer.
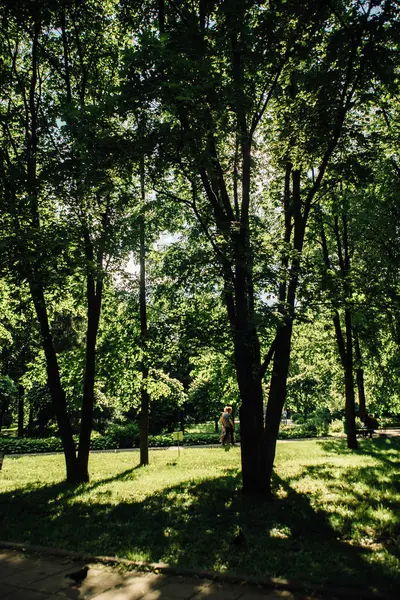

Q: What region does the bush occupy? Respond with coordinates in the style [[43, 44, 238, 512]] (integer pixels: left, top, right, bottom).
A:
[[148, 432, 231, 447], [104, 423, 140, 448], [0, 436, 63, 454], [329, 419, 344, 434], [278, 421, 327, 439], [291, 414, 305, 424], [0, 434, 119, 454], [90, 435, 117, 450]]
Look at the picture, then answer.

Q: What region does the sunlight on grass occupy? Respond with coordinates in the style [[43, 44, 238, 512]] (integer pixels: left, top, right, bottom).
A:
[[0, 440, 398, 593]]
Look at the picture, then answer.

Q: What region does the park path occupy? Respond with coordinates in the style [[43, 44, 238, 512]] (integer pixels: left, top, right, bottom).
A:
[[4, 428, 400, 460], [0, 548, 328, 600]]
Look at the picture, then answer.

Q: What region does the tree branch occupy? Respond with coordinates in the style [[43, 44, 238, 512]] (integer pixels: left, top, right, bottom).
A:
[[259, 336, 277, 381]]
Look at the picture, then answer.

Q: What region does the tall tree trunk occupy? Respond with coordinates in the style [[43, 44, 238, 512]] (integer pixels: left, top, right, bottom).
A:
[[344, 308, 357, 448], [264, 322, 293, 489], [17, 384, 24, 437], [341, 215, 358, 449], [354, 329, 366, 420], [235, 338, 268, 494], [20, 14, 80, 482], [332, 310, 357, 448], [320, 209, 358, 449], [233, 228, 268, 494], [139, 160, 149, 466], [77, 278, 101, 481], [78, 230, 103, 482], [264, 169, 304, 493]]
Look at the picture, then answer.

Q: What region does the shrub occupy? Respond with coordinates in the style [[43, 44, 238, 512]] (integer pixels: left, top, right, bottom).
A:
[[90, 435, 117, 450], [0, 436, 63, 454], [292, 414, 305, 424], [329, 419, 344, 434], [105, 423, 140, 448], [0, 434, 118, 454]]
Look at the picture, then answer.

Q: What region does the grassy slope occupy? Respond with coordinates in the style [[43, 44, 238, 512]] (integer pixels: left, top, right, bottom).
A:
[[0, 438, 399, 593]]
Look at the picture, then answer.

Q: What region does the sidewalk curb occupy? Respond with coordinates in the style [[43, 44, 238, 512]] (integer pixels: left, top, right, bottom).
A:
[[0, 540, 396, 600]]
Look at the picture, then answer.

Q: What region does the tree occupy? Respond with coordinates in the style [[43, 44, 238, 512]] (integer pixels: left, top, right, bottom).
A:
[[0, 1, 80, 480], [0, 0, 141, 482], [122, 0, 395, 494], [318, 199, 358, 448]]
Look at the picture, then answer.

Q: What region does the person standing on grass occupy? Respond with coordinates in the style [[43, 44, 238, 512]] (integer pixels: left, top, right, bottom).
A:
[[220, 406, 234, 445]]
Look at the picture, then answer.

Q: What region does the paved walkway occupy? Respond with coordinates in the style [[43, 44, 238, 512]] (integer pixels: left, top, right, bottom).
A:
[[0, 549, 321, 600]]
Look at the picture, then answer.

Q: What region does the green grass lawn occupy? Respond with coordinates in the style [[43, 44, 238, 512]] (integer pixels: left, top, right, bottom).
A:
[[0, 438, 399, 594]]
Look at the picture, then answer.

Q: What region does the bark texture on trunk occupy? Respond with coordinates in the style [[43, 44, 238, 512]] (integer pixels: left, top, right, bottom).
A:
[[139, 366, 150, 466], [77, 278, 102, 481], [332, 309, 357, 449]]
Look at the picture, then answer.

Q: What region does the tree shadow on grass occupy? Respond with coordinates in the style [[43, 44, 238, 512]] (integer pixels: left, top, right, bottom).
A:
[[318, 437, 400, 464], [289, 437, 400, 579], [0, 457, 398, 596], [317, 437, 400, 498]]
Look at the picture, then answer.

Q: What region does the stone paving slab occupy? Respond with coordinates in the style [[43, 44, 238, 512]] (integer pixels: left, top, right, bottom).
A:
[[0, 551, 306, 600], [0, 547, 337, 600], [31, 565, 120, 597], [2, 557, 74, 587], [93, 572, 178, 600], [3, 587, 51, 600]]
